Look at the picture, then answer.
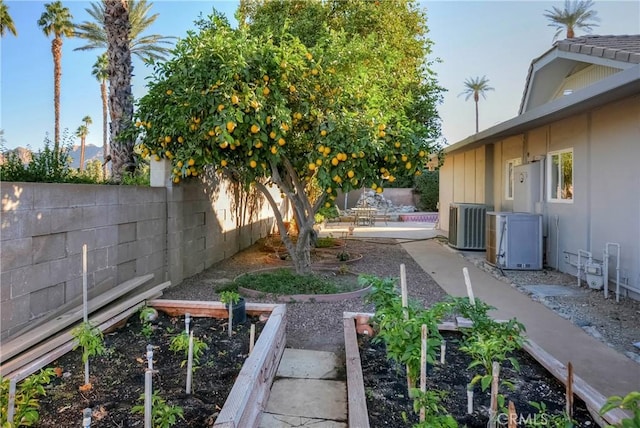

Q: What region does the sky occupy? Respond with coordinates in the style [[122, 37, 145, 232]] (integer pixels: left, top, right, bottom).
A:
[[1, 0, 639, 152]]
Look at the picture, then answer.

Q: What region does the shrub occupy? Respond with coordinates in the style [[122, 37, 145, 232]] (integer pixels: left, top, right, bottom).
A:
[[414, 170, 439, 211]]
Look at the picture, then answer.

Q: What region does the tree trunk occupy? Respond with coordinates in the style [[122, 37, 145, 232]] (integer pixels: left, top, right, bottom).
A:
[[52, 37, 62, 152], [474, 92, 479, 133], [106, 0, 135, 183], [80, 136, 86, 171], [567, 27, 574, 39], [101, 79, 109, 178]]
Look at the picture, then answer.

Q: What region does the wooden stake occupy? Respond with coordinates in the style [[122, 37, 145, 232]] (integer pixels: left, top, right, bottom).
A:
[[508, 401, 517, 428], [249, 324, 256, 354], [489, 361, 501, 428], [463, 267, 475, 306], [419, 324, 427, 422], [228, 302, 233, 338], [186, 331, 194, 394], [82, 244, 88, 323], [400, 264, 408, 317], [566, 362, 574, 419], [144, 370, 153, 428], [7, 377, 16, 424], [400, 264, 411, 394]]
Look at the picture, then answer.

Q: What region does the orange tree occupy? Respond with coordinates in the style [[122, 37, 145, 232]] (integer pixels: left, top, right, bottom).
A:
[[129, 13, 440, 274]]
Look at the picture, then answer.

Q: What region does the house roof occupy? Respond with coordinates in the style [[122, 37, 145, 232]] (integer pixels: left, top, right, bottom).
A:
[[445, 35, 640, 154], [556, 35, 640, 63]]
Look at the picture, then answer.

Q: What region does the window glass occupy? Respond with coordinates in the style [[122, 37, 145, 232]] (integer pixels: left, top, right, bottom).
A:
[[549, 149, 573, 201]]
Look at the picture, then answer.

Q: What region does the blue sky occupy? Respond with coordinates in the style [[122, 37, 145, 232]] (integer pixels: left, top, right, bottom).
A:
[[1, 1, 638, 152]]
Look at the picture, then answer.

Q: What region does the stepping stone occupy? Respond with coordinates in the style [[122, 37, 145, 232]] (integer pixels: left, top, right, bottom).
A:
[[276, 349, 340, 379], [265, 378, 347, 421], [259, 413, 347, 428]]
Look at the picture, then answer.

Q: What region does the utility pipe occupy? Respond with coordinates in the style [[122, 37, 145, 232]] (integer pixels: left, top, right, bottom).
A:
[[604, 243, 621, 302], [185, 312, 191, 334], [144, 370, 153, 428], [186, 331, 194, 394], [577, 250, 592, 288]]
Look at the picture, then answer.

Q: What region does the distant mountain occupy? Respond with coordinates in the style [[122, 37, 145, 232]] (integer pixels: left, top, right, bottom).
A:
[[0, 145, 104, 169]]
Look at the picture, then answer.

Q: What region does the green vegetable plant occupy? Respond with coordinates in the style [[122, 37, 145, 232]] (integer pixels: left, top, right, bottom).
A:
[[71, 322, 106, 365], [527, 401, 576, 428], [1, 368, 56, 427], [132, 392, 184, 427], [169, 331, 208, 369], [600, 391, 640, 428], [139, 306, 157, 339], [410, 389, 458, 428]]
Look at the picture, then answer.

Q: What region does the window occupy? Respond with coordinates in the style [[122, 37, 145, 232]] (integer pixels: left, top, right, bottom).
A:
[[548, 149, 573, 202], [505, 157, 522, 200]]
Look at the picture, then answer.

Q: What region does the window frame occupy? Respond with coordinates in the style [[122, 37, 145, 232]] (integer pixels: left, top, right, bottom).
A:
[[505, 157, 522, 200], [547, 148, 574, 203]]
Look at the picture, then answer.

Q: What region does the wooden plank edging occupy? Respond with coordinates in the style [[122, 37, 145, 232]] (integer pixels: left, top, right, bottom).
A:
[[214, 304, 287, 428], [1, 281, 170, 380], [148, 299, 280, 318], [344, 315, 370, 428], [342, 312, 628, 427], [0, 274, 155, 363]]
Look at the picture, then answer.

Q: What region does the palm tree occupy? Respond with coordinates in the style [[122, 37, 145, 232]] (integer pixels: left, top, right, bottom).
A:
[[544, 0, 600, 41], [459, 76, 494, 134], [76, 115, 92, 171], [92, 53, 109, 176], [0, 0, 17, 37], [105, 0, 135, 182], [74, 0, 174, 63], [38, 1, 74, 152]]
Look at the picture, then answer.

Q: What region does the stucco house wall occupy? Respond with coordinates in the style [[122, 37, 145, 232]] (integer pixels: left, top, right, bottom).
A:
[[439, 94, 640, 298]]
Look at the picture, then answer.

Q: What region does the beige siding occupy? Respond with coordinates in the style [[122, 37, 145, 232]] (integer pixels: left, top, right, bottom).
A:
[[475, 147, 486, 203], [453, 152, 465, 202], [552, 65, 620, 100]]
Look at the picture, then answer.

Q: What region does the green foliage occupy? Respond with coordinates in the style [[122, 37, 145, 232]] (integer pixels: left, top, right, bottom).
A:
[[139, 306, 157, 339], [600, 391, 640, 428], [314, 204, 339, 223], [233, 268, 357, 295], [118, 162, 150, 186], [71, 321, 106, 364], [410, 389, 458, 428], [315, 235, 337, 248], [169, 331, 208, 368], [131, 392, 184, 428], [1, 368, 56, 427], [527, 401, 576, 428], [414, 170, 439, 211], [0, 139, 73, 183], [361, 274, 399, 311], [219, 291, 241, 306]]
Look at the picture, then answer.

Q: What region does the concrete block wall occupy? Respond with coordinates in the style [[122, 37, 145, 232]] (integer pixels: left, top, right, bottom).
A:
[[0, 183, 167, 339], [1, 176, 276, 340]]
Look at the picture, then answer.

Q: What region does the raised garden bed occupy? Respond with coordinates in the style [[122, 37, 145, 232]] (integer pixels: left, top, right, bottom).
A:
[[343, 312, 628, 428], [4, 300, 285, 428]]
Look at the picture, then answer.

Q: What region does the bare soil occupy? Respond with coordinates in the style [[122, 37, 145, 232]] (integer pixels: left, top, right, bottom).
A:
[[36, 311, 263, 427], [361, 332, 597, 427]]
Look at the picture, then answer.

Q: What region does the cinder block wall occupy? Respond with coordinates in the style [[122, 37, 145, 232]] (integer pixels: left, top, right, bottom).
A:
[[0, 176, 275, 339]]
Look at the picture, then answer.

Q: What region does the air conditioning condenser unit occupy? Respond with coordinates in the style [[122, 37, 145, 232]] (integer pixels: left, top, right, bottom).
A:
[[486, 212, 542, 270], [448, 203, 489, 250]]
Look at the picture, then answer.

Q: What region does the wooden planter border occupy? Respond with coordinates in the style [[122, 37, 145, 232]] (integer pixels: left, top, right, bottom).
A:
[[148, 299, 287, 428], [342, 312, 628, 427]]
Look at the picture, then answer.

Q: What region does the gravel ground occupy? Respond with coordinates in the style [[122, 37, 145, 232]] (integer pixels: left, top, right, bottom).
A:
[[162, 237, 640, 363]]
